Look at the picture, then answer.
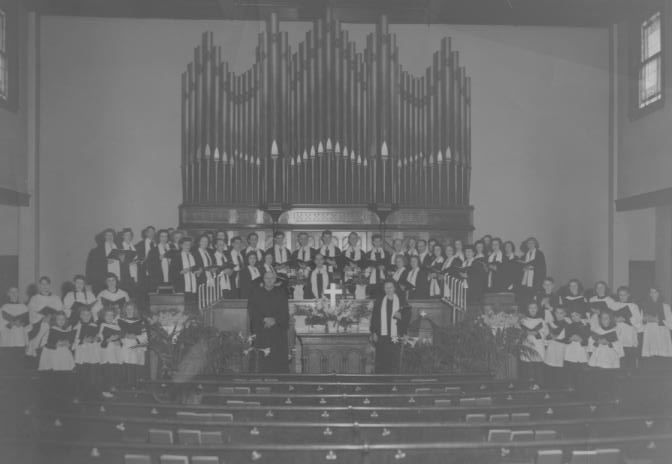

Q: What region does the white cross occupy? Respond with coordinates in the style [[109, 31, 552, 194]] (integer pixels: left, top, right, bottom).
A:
[[324, 283, 343, 308]]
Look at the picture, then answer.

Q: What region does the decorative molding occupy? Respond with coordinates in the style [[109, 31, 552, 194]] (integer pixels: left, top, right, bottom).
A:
[[279, 208, 380, 226], [0, 187, 30, 206], [386, 207, 473, 228], [180, 205, 272, 225]]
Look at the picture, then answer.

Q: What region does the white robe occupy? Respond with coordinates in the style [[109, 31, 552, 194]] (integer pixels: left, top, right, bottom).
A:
[[105, 241, 121, 279], [0, 303, 29, 348], [28, 293, 63, 325], [588, 326, 623, 369], [62, 290, 96, 318], [642, 302, 672, 358], [520, 317, 547, 362]]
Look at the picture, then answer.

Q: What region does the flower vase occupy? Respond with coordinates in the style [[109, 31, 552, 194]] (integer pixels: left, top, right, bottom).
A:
[[326, 321, 339, 334], [294, 315, 307, 333], [355, 285, 367, 300]]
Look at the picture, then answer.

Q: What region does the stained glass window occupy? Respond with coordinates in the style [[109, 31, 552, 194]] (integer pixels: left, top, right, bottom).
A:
[[638, 12, 662, 109], [0, 9, 7, 101]]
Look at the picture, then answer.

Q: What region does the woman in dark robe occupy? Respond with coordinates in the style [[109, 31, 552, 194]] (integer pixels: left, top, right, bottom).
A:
[[370, 280, 412, 374], [405, 255, 430, 299], [459, 246, 487, 302], [85, 229, 120, 295], [501, 240, 522, 295], [519, 237, 547, 302], [238, 252, 263, 299]]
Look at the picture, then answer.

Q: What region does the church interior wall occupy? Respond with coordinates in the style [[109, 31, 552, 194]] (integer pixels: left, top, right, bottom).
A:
[[37, 16, 610, 288]]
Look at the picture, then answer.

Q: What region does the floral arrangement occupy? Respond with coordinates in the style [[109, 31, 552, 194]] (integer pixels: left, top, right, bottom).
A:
[[294, 297, 372, 332], [343, 266, 370, 287]]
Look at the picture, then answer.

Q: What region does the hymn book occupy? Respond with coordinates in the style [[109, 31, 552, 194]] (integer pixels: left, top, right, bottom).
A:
[[45, 327, 76, 349], [1, 310, 29, 328]]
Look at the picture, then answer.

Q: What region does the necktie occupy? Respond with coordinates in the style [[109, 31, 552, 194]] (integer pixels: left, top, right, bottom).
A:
[[317, 272, 323, 297]]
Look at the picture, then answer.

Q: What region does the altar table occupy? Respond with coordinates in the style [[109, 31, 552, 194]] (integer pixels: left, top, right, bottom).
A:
[[295, 332, 373, 374]]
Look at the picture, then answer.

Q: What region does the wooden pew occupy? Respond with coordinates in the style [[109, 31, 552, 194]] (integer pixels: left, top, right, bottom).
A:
[[64, 399, 620, 422], [33, 411, 672, 446], [31, 432, 672, 464]]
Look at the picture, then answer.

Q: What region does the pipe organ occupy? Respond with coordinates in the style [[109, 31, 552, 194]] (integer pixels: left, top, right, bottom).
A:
[[180, 11, 472, 237]]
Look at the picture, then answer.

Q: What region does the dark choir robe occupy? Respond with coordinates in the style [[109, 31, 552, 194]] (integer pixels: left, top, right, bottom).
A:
[[318, 244, 341, 273], [292, 246, 317, 268], [388, 251, 406, 271], [520, 249, 547, 291], [340, 246, 366, 270], [135, 237, 156, 292], [245, 247, 265, 263], [418, 251, 432, 269], [228, 249, 246, 290], [238, 265, 263, 299], [267, 245, 291, 266], [85, 242, 120, 294], [405, 266, 430, 299], [119, 241, 140, 294], [370, 294, 411, 373], [305, 266, 331, 300], [486, 250, 505, 291], [247, 285, 290, 373], [367, 247, 389, 268], [213, 250, 235, 298], [536, 291, 561, 310], [390, 267, 409, 293], [193, 247, 216, 286], [460, 258, 487, 302], [168, 251, 199, 295], [441, 255, 463, 279], [501, 254, 522, 293], [146, 243, 172, 292]]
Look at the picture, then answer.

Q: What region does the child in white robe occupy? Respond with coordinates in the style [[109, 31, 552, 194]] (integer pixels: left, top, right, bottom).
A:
[[612, 286, 642, 369], [118, 301, 147, 389], [641, 287, 672, 358], [544, 306, 569, 387], [27, 276, 63, 325], [63, 275, 96, 323], [587, 282, 616, 331], [588, 311, 623, 369], [38, 312, 75, 371], [520, 301, 547, 384], [98, 307, 122, 396], [0, 287, 29, 370], [92, 273, 130, 321], [73, 306, 100, 398], [563, 308, 590, 388]]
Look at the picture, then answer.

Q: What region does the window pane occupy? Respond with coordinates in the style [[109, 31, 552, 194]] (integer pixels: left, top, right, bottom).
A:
[[639, 57, 662, 107], [0, 54, 7, 100], [642, 12, 661, 60], [0, 10, 4, 53]]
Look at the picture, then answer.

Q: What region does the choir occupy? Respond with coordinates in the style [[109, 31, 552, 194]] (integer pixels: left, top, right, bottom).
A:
[[1, 227, 671, 395]]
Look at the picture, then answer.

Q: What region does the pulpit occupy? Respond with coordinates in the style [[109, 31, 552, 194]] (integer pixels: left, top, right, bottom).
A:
[[296, 333, 373, 374]]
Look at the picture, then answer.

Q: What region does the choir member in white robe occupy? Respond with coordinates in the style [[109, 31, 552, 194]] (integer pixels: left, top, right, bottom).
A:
[[588, 282, 616, 331], [238, 252, 263, 299], [520, 237, 546, 301], [318, 230, 341, 273], [612, 286, 642, 368], [564, 309, 590, 368], [305, 254, 331, 299], [0, 287, 29, 369], [520, 301, 547, 383], [544, 306, 569, 387], [168, 237, 199, 298], [406, 255, 430, 299], [27, 276, 63, 325], [97, 307, 122, 395], [487, 238, 505, 291], [641, 287, 672, 358], [213, 238, 235, 298], [38, 312, 75, 372], [292, 232, 317, 267], [194, 234, 216, 286], [118, 301, 147, 388], [147, 230, 172, 292], [247, 272, 290, 373], [561, 279, 589, 319], [86, 229, 121, 294], [536, 278, 561, 310], [416, 240, 431, 268], [73, 305, 100, 397], [245, 232, 265, 263], [588, 311, 623, 369], [228, 237, 246, 293], [92, 274, 131, 321], [63, 275, 96, 322], [427, 244, 445, 297], [370, 281, 411, 374], [135, 226, 156, 293]]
